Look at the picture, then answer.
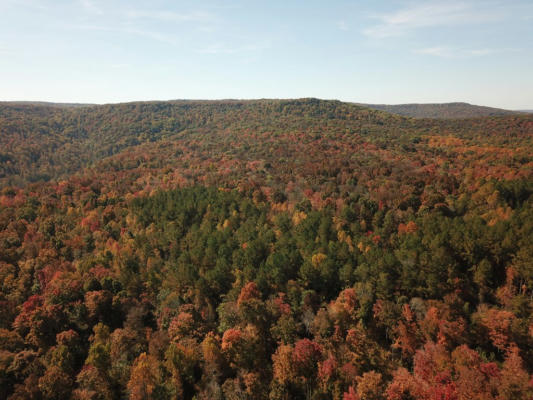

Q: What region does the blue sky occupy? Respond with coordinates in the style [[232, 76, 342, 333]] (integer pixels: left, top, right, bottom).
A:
[[1, 0, 532, 108]]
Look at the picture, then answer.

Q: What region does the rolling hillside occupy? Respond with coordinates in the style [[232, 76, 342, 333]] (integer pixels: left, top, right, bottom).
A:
[[0, 98, 532, 399], [0, 99, 531, 187]]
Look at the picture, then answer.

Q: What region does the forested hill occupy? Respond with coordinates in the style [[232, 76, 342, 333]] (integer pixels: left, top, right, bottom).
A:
[[0, 99, 397, 186], [0, 98, 533, 399], [361, 102, 517, 119], [0, 98, 531, 188]]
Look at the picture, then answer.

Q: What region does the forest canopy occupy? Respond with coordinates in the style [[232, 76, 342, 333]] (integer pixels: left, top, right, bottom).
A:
[[0, 99, 532, 399]]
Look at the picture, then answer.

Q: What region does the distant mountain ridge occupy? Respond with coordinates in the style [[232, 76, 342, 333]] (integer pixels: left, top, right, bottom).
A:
[[1, 100, 523, 119], [1, 98, 532, 188], [0, 101, 94, 108], [359, 102, 518, 119]]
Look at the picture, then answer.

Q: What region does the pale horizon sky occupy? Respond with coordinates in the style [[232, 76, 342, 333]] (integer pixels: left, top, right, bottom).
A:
[[1, 0, 532, 109]]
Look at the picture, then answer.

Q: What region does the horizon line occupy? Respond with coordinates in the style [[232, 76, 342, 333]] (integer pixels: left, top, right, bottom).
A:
[[0, 98, 531, 111]]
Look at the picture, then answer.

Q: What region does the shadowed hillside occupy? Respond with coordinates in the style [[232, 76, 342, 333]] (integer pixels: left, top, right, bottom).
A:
[[361, 102, 517, 119]]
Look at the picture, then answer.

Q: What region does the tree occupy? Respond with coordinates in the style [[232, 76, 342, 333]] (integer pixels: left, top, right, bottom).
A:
[[72, 365, 113, 400], [38, 366, 73, 400], [497, 348, 532, 400], [356, 371, 384, 400], [127, 353, 163, 400]]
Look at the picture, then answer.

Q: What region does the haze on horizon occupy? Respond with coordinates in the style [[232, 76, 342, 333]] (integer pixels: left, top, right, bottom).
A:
[[1, 0, 532, 109]]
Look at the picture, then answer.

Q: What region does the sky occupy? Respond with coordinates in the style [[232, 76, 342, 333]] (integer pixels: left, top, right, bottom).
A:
[[1, 0, 532, 109]]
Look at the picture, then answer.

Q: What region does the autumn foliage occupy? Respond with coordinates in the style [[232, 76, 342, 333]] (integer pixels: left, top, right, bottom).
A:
[[0, 100, 532, 399]]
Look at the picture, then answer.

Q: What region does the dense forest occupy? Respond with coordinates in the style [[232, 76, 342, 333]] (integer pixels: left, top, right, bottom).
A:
[[0, 99, 532, 399]]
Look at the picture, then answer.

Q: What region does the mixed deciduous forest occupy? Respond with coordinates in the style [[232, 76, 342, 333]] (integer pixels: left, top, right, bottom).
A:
[[0, 99, 532, 399]]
